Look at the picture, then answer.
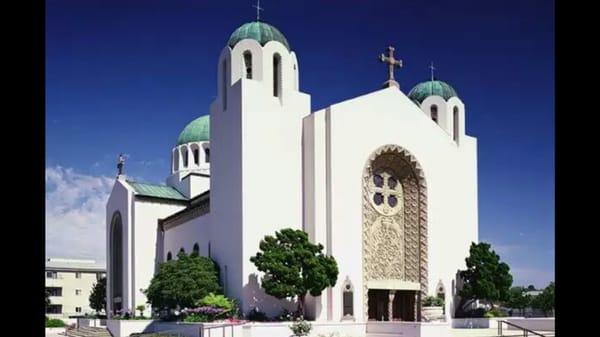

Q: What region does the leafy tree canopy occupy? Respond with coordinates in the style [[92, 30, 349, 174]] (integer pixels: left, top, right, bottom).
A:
[[250, 228, 338, 316], [459, 242, 513, 307], [145, 252, 221, 311], [505, 286, 531, 310], [531, 282, 555, 316]]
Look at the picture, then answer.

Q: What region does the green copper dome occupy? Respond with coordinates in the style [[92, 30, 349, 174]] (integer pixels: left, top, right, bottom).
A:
[[227, 21, 290, 51], [177, 115, 210, 145], [407, 80, 459, 104]]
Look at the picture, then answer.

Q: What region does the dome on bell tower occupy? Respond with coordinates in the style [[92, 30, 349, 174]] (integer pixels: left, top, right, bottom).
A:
[[227, 21, 290, 51]]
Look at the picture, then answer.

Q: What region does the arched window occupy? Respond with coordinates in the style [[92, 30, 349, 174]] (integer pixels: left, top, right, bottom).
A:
[[342, 277, 354, 319], [222, 59, 227, 110], [430, 105, 438, 123], [243, 51, 253, 79], [204, 147, 210, 163], [166, 252, 172, 261], [192, 243, 200, 256], [193, 148, 199, 165], [453, 106, 459, 142], [273, 53, 281, 97], [110, 212, 123, 314], [181, 146, 189, 168], [179, 247, 185, 256]]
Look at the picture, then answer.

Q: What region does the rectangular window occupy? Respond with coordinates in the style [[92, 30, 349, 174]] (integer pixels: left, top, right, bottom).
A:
[[46, 304, 62, 314], [343, 291, 354, 316], [46, 287, 62, 297], [75, 289, 81, 296], [75, 307, 82, 313], [75, 272, 81, 279], [46, 271, 57, 279]]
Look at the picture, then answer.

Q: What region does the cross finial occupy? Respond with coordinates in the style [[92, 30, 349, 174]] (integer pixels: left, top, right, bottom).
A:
[[253, 0, 264, 21], [429, 62, 436, 82], [379, 45, 403, 89]]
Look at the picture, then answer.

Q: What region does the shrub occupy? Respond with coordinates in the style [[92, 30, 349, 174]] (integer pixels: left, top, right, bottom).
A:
[[197, 293, 234, 311], [290, 317, 312, 337], [182, 306, 226, 322], [45, 318, 66, 327], [245, 308, 268, 322], [423, 296, 444, 307], [146, 252, 221, 311], [485, 307, 506, 318]]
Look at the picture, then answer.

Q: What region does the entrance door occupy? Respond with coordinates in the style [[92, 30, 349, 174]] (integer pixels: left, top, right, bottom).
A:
[[367, 289, 389, 321], [392, 290, 416, 321]]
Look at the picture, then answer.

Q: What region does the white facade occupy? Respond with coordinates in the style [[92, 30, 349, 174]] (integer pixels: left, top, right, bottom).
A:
[[105, 20, 478, 324], [45, 258, 106, 318]]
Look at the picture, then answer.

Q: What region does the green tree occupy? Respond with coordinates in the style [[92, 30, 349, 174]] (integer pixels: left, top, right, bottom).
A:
[[505, 286, 531, 316], [250, 228, 339, 317], [89, 277, 107, 313], [145, 252, 221, 311], [456, 242, 513, 316], [531, 282, 554, 316]]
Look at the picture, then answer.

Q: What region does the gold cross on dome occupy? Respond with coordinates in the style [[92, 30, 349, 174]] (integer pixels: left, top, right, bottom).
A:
[[379, 46, 403, 88]]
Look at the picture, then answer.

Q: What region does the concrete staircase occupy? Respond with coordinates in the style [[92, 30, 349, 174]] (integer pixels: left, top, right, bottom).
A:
[[66, 326, 112, 337]]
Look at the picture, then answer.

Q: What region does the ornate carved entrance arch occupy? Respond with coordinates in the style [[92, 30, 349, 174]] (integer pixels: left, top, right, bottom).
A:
[[362, 144, 428, 321]]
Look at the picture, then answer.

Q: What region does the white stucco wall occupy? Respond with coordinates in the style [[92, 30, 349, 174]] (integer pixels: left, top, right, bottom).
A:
[[303, 87, 478, 322], [210, 38, 311, 318], [132, 199, 186, 316], [163, 213, 212, 260]]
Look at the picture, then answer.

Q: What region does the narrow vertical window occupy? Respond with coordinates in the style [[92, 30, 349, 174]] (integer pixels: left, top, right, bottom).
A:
[[192, 243, 200, 256], [430, 105, 438, 123], [273, 53, 281, 97], [342, 278, 354, 319], [182, 147, 188, 168], [243, 51, 253, 79], [204, 148, 210, 163], [166, 252, 172, 261], [193, 148, 199, 165], [222, 60, 227, 110], [453, 106, 459, 142]]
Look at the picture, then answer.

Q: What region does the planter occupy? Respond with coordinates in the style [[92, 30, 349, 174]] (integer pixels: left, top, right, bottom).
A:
[[422, 306, 444, 321]]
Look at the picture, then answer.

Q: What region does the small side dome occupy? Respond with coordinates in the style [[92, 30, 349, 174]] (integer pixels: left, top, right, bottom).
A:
[[227, 21, 290, 51], [177, 115, 210, 145], [408, 79, 458, 104]]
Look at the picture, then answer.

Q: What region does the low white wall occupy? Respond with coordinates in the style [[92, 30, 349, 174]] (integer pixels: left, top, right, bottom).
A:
[[505, 318, 554, 331], [366, 321, 450, 337], [77, 318, 106, 327], [106, 320, 238, 337], [107, 319, 155, 337], [451, 318, 503, 329], [242, 321, 366, 337]]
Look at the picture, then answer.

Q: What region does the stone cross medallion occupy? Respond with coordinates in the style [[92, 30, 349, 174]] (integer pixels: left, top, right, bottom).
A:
[[379, 46, 403, 88]]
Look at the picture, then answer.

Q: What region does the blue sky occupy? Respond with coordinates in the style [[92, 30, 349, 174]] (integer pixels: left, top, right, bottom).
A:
[[45, 0, 554, 288]]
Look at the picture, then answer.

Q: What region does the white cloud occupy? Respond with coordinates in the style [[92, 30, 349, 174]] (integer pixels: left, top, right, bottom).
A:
[[45, 166, 114, 264]]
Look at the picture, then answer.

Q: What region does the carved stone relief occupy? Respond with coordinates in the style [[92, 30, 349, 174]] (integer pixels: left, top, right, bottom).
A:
[[362, 144, 428, 320]]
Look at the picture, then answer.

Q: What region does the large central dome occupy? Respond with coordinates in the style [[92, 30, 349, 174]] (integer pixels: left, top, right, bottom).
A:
[[177, 115, 210, 145], [227, 21, 290, 51]]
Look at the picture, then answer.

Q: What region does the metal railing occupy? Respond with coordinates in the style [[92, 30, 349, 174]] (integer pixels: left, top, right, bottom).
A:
[[498, 320, 555, 337], [201, 322, 244, 337]]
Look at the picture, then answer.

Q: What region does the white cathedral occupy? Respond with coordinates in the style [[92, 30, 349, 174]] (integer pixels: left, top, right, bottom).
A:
[[105, 19, 478, 323]]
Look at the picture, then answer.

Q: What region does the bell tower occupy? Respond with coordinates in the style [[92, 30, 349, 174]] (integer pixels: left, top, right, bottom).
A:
[[208, 19, 311, 316]]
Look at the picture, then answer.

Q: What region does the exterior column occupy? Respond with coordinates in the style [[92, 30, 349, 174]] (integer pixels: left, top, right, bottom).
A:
[[388, 290, 396, 321]]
